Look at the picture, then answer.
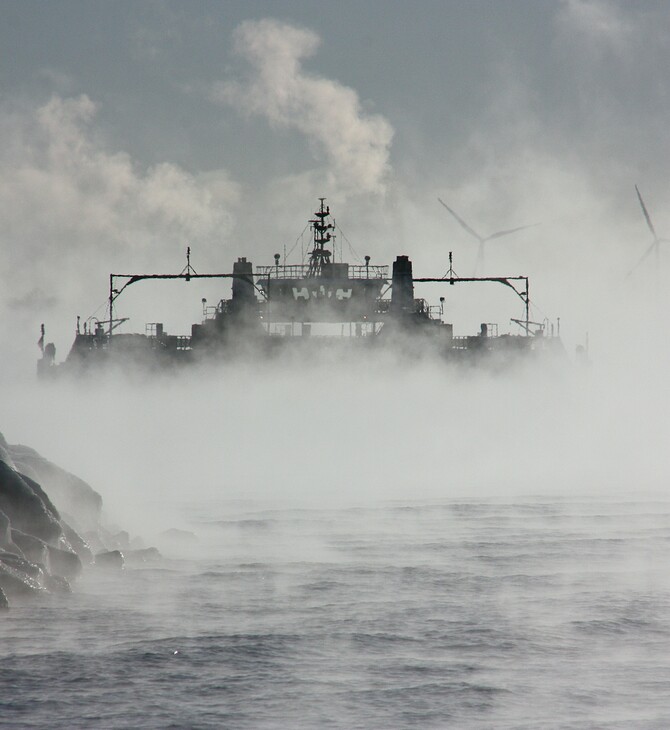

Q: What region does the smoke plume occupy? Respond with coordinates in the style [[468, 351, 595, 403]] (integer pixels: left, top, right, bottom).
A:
[[216, 19, 394, 198]]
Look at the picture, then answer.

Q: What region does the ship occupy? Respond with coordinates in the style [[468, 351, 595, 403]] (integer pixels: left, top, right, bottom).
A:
[[37, 198, 564, 376]]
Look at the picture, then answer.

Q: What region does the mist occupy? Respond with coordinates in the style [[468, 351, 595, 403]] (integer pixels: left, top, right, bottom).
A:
[[0, 3, 669, 526], [1, 338, 665, 546], [4, 6, 670, 727]]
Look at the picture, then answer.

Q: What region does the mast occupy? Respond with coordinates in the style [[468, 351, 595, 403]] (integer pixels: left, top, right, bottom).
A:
[[307, 198, 334, 277]]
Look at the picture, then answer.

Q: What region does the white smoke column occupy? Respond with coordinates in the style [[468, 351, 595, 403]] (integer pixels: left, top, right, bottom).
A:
[[217, 19, 394, 198]]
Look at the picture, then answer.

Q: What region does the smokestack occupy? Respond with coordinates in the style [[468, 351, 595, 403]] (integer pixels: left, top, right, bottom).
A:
[[391, 255, 414, 315], [231, 258, 255, 312]]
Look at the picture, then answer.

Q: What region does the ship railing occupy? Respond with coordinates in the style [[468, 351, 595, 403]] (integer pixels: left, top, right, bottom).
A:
[[451, 336, 471, 350], [410, 299, 446, 319], [255, 264, 388, 280], [264, 325, 385, 338], [256, 264, 309, 279], [451, 328, 502, 348], [348, 265, 389, 280], [144, 323, 191, 350], [414, 298, 432, 315]]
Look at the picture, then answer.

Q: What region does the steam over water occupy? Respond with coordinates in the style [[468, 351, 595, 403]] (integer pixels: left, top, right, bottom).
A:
[[2, 352, 670, 728], [3, 4, 670, 726], [2, 497, 670, 728]]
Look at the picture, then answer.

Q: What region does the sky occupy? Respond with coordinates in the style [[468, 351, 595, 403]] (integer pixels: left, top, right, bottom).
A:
[[0, 0, 669, 524], [1, 0, 670, 368]]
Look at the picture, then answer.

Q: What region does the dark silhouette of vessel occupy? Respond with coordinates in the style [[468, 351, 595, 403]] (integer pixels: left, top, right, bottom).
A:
[[37, 198, 563, 376]]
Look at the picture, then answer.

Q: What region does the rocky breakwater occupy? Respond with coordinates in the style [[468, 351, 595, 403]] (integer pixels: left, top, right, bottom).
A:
[[0, 432, 154, 609]]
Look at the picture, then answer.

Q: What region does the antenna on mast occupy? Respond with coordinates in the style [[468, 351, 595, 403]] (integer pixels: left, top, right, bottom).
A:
[[443, 251, 459, 282], [180, 245, 198, 282], [307, 198, 335, 277]]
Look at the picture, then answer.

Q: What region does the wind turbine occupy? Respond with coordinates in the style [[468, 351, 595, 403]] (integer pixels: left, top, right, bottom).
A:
[[627, 185, 670, 278], [438, 198, 538, 273]]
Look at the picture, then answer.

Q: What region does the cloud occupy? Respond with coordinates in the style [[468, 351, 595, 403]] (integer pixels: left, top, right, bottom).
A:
[[215, 18, 394, 197], [558, 0, 632, 47], [0, 94, 239, 318]]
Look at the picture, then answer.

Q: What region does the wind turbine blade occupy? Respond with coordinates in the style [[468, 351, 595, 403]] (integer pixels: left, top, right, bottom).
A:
[[626, 241, 657, 278], [635, 185, 658, 240], [485, 223, 540, 242], [438, 198, 484, 243]]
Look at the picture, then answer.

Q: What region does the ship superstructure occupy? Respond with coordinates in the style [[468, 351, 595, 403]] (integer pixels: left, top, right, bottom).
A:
[[37, 198, 563, 376]]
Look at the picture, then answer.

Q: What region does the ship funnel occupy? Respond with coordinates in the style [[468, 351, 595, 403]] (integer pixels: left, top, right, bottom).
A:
[[391, 255, 414, 315], [231, 257, 256, 313]]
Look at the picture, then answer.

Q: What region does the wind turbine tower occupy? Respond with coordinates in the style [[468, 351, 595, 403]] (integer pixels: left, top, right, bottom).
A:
[[438, 198, 537, 274]]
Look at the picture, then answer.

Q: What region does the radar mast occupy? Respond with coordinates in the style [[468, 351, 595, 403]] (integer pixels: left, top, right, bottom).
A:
[[307, 198, 335, 277]]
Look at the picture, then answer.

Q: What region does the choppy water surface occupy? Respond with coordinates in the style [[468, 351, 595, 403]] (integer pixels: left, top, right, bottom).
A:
[[3, 497, 670, 729]]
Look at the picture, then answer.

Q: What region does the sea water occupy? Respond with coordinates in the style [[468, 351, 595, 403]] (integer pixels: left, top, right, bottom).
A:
[[2, 497, 670, 729]]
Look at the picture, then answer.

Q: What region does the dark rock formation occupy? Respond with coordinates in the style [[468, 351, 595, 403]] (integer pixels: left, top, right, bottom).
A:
[[0, 462, 61, 542], [47, 544, 83, 580], [43, 574, 71, 594], [10, 529, 49, 565], [7, 443, 102, 532], [0, 509, 18, 552], [0, 430, 159, 608], [0, 433, 15, 470], [0, 557, 46, 597], [94, 549, 124, 570], [60, 520, 93, 565]]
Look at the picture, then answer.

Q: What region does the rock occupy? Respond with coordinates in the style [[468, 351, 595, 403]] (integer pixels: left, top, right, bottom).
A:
[[7, 444, 102, 532], [0, 432, 16, 470], [16, 472, 61, 524], [0, 510, 13, 548], [43, 574, 71, 594], [0, 551, 43, 580], [94, 550, 124, 570], [0, 462, 62, 543], [97, 524, 129, 552], [112, 530, 130, 550], [0, 560, 46, 597], [10, 529, 82, 580], [60, 519, 93, 565], [124, 547, 161, 564], [0, 432, 150, 602], [10, 529, 49, 565], [82, 530, 107, 555], [0, 541, 22, 560], [46, 545, 82, 581]]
